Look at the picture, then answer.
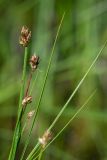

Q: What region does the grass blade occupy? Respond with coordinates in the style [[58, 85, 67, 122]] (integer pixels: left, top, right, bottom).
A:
[[8, 47, 28, 160], [30, 90, 96, 160], [20, 12, 65, 160], [26, 39, 107, 160], [48, 40, 107, 131]]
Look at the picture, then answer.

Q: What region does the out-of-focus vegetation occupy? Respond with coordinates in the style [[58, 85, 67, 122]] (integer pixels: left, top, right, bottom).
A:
[[0, 0, 107, 159]]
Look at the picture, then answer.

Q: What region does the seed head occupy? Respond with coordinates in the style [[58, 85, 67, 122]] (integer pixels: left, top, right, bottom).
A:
[[39, 130, 52, 148], [22, 95, 32, 107], [29, 54, 39, 71], [27, 110, 35, 119], [19, 26, 31, 47]]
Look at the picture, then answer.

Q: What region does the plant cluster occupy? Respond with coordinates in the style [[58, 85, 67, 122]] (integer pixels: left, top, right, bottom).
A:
[[8, 13, 107, 160]]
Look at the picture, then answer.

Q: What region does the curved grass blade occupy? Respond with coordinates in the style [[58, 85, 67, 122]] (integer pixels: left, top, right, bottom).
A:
[[48, 40, 107, 131], [30, 90, 96, 160], [26, 39, 107, 160]]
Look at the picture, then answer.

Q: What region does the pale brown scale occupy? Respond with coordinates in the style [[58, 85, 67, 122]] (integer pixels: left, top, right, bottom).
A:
[[27, 110, 35, 119], [39, 130, 52, 148], [29, 55, 39, 71], [22, 95, 32, 107], [19, 26, 31, 47]]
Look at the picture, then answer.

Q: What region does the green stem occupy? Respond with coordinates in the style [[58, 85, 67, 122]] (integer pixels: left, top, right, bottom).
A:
[[48, 40, 107, 131], [26, 39, 107, 160], [29, 70, 39, 95], [26, 143, 40, 160], [30, 90, 96, 160], [21, 122, 26, 137], [29, 146, 41, 160], [8, 47, 28, 160], [45, 90, 96, 150], [20, 12, 65, 160], [38, 149, 43, 160]]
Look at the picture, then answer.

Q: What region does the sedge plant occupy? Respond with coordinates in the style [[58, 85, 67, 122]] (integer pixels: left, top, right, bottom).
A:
[[8, 12, 107, 160]]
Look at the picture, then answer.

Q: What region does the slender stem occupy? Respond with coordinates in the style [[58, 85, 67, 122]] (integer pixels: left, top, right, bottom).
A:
[[20, 12, 65, 160], [26, 39, 107, 160], [29, 70, 39, 95], [25, 72, 33, 97], [26, 143, 40, 160], [8, 47, 28, 160], [45, 90, 96, 149], [30, 146, 41, 160], [18, 47, 29, 117], [30, 90, 96, 160], [21, 122, 26, 137], [38, 149, 43, 160], [48, 40, 107, 131]]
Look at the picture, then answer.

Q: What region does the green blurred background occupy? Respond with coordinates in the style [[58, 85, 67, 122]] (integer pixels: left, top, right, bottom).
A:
[[1, 0, 107, 159]]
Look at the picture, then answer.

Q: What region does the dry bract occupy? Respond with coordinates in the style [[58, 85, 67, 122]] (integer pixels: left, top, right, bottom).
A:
[[39, 130, 52, 148], [19, 26, 31, 47], [27, 110, 35, 119], [22, 95, 32, 106], [29, 54, 39, 71]]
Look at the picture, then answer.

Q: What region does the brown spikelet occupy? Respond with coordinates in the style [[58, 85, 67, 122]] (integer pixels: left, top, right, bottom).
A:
[[29, 54, 39, 71], [39, 130, 52, 148], [19, 26, 31, 47], [27, 110, 35, 119], [22, 95, 32, 107]]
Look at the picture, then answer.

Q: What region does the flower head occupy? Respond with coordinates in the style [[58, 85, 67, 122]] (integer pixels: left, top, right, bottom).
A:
[[29, 54, 39, 71], [39, 130, 52, 148], [19, 26, 31, 47], [22, 95, 32, 107], [27, 110, 35, 119]]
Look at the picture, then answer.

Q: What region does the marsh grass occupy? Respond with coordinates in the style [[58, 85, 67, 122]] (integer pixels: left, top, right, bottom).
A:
[[20, 12, 65, 160], [8, 47, 28, 160], [25, 38, 107, 160], [27, 89, 96, 160], [8, 12, 107, 160]]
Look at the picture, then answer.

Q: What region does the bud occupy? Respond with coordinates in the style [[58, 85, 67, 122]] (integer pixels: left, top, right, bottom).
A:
[[29, 54, 39, 71], [27, 110, 35, 119], [19, 26, 31, 47], [39, 130, 52, 148], [22, 95, 32, 106]]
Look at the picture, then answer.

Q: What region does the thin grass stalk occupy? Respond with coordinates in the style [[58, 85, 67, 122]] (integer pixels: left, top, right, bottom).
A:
[[26, 142, 40, 160], [20, 12, 65, 160], [26, 39, 107, 160], [47, 40, 107, 131], [25, 72, 33, 97], [38, 149, 43, 160], [30, 147, 41, 160], [29, 70, 39, 95], [8, 47, 28, 160], [45, 90, 96, 149], [29, 90, 96, 160], [21, 123, 26, 137]]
